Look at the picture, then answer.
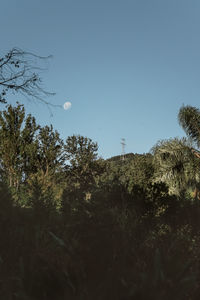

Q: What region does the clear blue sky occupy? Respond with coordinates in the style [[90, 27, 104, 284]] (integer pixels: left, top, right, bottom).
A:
[[1, 0, 200, 158]]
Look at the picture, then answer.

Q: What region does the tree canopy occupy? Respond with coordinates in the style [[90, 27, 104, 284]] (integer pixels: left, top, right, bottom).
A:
[[1, 101, 200, 299]]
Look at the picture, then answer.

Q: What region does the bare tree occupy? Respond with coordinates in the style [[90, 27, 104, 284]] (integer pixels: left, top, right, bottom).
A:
[[0, 47, 57, 105]]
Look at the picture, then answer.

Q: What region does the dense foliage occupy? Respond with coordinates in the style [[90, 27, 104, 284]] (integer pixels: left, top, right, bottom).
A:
[[1, 103, 200, 299]]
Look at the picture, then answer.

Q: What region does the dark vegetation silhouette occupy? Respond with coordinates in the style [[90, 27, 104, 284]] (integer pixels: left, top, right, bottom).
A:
[[1, 103, 200, 300], [1, 49, 200, 299]]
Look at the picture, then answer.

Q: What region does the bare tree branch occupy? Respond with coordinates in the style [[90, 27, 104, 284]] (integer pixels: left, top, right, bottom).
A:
[[0, 47, 58, 107]]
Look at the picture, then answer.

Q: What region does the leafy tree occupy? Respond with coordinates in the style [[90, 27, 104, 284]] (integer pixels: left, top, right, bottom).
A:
[[36, 125, 65, 178], [99, 154, 154, 194], [64, 135, 103, 192], [25, 125, 65, 209], [19, 112, 39, 180], [62, 135, 105, 216], [0, 104, 64, 206], [125, 153, 154, 191], [0, 103, 39, 190]]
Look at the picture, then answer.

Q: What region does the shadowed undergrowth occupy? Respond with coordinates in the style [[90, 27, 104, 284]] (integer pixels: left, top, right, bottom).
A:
[[1, 182, 200, 300]]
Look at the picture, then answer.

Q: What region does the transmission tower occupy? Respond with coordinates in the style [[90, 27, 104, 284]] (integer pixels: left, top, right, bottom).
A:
[[121, 138, 126, 161]]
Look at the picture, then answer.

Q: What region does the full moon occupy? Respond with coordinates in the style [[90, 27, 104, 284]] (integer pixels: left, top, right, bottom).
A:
[[63, 101, 72, 110]]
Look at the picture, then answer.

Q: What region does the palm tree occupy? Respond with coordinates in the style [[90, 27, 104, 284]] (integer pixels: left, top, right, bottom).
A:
[[152, 138, 199, 196], [177, 105, 200, 198], [151, 105, 200, 197], [178, 105, 200, 149]]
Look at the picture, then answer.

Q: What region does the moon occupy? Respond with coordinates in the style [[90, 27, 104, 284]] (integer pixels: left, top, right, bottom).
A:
[[63, 101, 72, 110]]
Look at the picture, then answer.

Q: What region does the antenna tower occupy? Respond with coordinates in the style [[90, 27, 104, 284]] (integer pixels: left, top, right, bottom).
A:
[[121, 138, 126, 161]]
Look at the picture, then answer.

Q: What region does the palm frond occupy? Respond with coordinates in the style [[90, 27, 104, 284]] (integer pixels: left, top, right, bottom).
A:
[[151, 138, 199, 194], [178, 105, 200, 148]]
